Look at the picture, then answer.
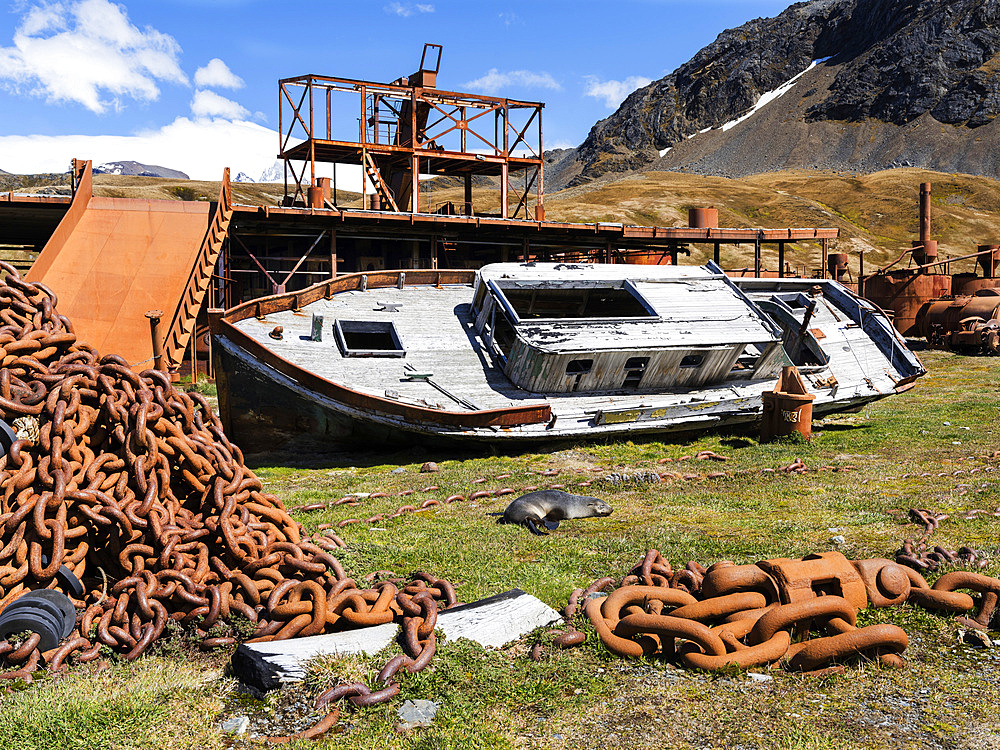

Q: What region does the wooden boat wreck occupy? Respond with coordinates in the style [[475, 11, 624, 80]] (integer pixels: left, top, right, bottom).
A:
[[209, 262, 925, 452]]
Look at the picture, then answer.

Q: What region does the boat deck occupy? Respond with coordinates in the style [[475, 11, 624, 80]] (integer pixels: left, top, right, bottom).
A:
[[233, 282, 778, 420]]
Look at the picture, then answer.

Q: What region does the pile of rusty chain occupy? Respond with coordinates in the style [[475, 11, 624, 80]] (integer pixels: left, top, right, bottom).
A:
[[893, 508, 989, 573], [0, 264, 454, 722], [556, 549, 1000, 673]]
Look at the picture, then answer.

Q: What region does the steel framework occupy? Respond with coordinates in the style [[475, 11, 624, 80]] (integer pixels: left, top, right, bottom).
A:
[[278, 44, 544, 219]]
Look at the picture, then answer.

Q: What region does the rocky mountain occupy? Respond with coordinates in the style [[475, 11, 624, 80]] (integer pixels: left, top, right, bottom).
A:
[[94, 161, 189, 179], [553, 0, 1000, 188]]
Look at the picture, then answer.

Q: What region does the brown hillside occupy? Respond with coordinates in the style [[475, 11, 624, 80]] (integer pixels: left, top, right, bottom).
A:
[[9, 169, 1000, 279]]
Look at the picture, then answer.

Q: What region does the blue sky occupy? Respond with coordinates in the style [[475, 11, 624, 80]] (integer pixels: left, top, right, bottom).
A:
[[0, 0, 791, 180]]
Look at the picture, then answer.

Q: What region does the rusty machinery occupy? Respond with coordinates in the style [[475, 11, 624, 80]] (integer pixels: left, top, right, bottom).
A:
[[862, 183, 1000, 343], [277, 44, 545, 221]]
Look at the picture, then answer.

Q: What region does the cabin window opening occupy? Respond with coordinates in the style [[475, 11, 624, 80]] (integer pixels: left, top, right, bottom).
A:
[[334, 320, 405, 357], [680, 354, 704, 369], [622, 357, 649, 389], [730, 344, 762, 373], [494, 281, 655, 320], [566, 359, 593, 392]]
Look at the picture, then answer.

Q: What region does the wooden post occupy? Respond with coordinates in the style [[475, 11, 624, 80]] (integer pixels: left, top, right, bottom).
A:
[[411, 154, 419, 214], [500, 162, 509, 219], [190, 328, 197, 386], [330, 230, 337, 279], [431, 235, 439, 270], [859, 249, 865, 296], [464, 174, 473, 216], [778, 241, 785, 278]]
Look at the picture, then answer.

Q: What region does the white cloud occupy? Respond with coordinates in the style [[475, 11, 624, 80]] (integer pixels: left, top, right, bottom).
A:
[[0, 117, 365, 189], [583, 75, 652, 109], [384, 2, 434, 16], [0, 0, 188, 114], [194, 58, 244, 90], [463, 68, 560, 94], [190, 89, 249, 120]]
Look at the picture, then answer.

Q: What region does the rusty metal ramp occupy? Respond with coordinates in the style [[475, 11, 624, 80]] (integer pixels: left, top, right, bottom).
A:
[[26, 160, 231, 369]]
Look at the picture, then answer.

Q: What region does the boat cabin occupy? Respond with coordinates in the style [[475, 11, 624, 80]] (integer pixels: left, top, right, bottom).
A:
[[471, 263, 789, 394]]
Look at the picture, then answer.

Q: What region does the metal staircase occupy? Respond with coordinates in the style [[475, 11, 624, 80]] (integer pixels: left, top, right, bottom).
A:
[[362, 152, 400, 212], [161, 168, 233, 369]]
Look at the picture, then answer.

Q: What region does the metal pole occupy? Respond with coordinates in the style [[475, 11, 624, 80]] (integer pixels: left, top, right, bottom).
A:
[[146, 310, 164, 372]]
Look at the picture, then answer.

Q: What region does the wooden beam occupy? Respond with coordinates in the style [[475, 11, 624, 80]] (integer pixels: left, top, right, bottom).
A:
[[231, 589, 562, 692]]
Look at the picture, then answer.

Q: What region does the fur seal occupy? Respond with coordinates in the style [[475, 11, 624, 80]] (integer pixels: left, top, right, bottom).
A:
[[501, 489, 613, 535]]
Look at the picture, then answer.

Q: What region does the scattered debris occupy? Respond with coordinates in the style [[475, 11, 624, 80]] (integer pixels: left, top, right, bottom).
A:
[[397, 699, 440, 730], [219, 716, 250, 735]]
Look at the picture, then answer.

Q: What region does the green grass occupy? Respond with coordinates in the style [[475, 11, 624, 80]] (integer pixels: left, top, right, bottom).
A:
[[2, 351, 999, 748]]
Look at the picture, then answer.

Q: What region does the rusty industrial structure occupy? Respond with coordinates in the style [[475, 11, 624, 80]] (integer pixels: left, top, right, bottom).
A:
[[1, 45, 854, 377], [861, 182, 1000, 351]]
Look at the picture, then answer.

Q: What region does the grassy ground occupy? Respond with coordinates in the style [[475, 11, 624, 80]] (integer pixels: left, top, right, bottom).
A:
[[2, 350, 999, 748]]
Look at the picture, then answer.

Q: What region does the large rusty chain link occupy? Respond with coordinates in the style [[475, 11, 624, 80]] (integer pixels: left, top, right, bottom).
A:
[[0, 265, 454, 719], [570, 549, 999, 674]]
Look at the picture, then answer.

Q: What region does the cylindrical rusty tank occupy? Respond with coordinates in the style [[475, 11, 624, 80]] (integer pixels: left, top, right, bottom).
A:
[[951, 272, 1000, 297], [861, 271, 952, 336], [977, 245, 1000, 278], [827, 253, 849, 282], [911, 240, 938, 266], [307, 177, 332, 209], [915, 289, 1000, 339], [688, 207, 719, 229]]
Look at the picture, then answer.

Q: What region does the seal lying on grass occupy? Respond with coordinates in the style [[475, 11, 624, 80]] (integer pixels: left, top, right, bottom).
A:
[[501, 489, 613, 535]]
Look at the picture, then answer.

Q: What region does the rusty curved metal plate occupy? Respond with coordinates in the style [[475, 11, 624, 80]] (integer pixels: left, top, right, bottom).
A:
[[27, 197, 211, 368]]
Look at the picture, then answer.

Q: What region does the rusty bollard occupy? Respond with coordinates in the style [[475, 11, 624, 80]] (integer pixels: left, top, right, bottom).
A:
[[761, 365, 815, 441]]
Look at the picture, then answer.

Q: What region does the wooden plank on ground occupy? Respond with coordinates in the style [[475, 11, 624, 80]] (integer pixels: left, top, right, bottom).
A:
[[231, 589, 562, 691]]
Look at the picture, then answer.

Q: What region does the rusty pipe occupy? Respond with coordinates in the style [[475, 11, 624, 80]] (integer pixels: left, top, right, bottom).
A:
[[144, 310, 164, 371]]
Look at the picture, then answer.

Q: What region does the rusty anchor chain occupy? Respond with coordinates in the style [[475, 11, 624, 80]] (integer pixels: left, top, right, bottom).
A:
[[0, 264, 457, 723], [569, 549, 1000, 673]]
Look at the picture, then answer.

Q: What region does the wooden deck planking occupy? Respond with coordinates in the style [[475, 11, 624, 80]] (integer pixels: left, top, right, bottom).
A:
[[233, 274, 903, 432]]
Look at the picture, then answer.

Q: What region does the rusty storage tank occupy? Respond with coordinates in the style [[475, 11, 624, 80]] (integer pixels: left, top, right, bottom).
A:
[[862, 271, 952, 336], [952, 246, 1000, 295], [915, 289, 1000, 339], [688, 207, 719, 229], [827, 253, 849, 282]]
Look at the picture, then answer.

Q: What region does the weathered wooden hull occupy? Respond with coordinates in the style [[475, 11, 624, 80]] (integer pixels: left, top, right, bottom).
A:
[[213, 329, 891, 454], [211, 267, 924, 454]]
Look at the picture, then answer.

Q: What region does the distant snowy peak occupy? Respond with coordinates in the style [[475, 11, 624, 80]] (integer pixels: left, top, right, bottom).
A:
[[257, 161, 285, 184], [233, 172, 255, 183], [94, 161, 190, 179]]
